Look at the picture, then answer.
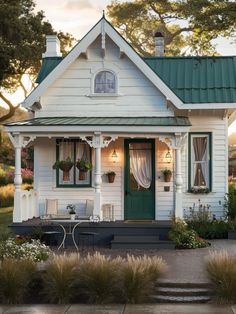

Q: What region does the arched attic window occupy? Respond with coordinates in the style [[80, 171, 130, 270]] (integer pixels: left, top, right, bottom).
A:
[[94, 71, 116, 93]]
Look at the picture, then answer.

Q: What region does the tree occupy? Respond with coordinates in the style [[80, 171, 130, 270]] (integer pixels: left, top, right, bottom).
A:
[[0, 0, 74, 123], [107, 0, 236, 56]]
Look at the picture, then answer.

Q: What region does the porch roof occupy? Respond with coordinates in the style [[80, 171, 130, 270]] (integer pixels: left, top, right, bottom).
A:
[[6, 116, 191, 127]]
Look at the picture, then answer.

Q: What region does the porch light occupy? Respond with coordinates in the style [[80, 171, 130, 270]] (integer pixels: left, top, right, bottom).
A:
[[165, 149, 172, 163], [111, 149, 118, 163]]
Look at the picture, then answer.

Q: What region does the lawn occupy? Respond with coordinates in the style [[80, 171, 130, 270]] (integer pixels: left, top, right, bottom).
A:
[[0, 207, 13, 233]]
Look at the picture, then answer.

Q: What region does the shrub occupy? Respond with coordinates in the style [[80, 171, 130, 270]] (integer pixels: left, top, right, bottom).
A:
[[120, 255, 166, 303], [224, 184, 236, 220], [42, 253, 80, 304], [169, 218, 209, 249], [6, 168, 33, 185], [206, 251, 236, 303], [0, 238, 51, 262], [0, 259, 36, 304], [78, 252, 122, 304]]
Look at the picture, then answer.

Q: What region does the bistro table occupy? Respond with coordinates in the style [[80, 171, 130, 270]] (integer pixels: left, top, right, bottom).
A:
[[50, 219, 90, 250]]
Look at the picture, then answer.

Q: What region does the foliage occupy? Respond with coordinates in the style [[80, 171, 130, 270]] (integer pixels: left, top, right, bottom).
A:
[[0, 258, 36, 304], [162, 169, 172, 176], [106, 171, 116, 176], [42, 253, 80, 304], [53, 157, 74, 171], [0, 183, 32, 208], [169, 218, 209, 249], [78, 252, 122, 304], [190, 187, 210, 194], [0, 207, 13, 234], [76, 159, 93, 171], [107, 0, 236, 56], [0, 0, 75, 122], [0, 238, 51, 262], [206, 250, 236, 303], [224, 184, 236, 221], [120, 254, 166, 303]]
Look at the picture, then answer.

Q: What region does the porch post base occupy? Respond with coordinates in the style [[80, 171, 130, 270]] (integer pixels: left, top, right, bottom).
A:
[[94, 193, 102, 219], [175, 193, 183, 219]]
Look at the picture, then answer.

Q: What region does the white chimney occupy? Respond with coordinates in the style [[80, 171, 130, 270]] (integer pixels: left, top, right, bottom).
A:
[[42, 35, 62, 58], [154, 31, 164, 57]]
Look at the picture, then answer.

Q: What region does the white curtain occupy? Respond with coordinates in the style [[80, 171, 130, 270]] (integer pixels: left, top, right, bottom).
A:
[[59, 141, 73, 160], [130, 144, 152, 189], [193, 136, 208, 187], [95, 71, 115, 93]]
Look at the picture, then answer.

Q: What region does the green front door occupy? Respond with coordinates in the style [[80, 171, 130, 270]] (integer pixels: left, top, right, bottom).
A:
[[124, 139, 155, 220]]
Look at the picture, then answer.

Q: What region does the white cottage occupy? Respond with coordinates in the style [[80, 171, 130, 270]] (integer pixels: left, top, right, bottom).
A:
[[5, 17, 236, 223]]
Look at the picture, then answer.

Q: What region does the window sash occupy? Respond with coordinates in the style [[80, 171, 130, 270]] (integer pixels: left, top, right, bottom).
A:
[[94, 71, 116, 93], [56, 139, 92, 188], [189, 133, 211, 190]]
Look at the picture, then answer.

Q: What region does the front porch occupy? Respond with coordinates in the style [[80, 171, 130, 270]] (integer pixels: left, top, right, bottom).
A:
[[5, 117, 191, 224]]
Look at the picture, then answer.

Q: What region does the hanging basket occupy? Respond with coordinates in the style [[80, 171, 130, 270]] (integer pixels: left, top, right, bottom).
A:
[[107, 173, 116, 183], [164, 174, 172, 182], [79, 169, 88, 181], [63, 170, 70, 181]]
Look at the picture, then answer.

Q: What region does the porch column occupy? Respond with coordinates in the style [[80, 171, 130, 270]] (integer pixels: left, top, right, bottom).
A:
[[175, 146, 183, 219], [93, 133, 102, 218], [13, 134, 23, 222]]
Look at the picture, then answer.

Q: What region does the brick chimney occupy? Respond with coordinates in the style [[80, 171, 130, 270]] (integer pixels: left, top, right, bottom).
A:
[[42, 35, 62, 58], [154, 31, 164, 57]]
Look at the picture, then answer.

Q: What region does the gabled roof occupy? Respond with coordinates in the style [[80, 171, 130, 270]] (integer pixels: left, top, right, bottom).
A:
[[144, 56, 236, 104]]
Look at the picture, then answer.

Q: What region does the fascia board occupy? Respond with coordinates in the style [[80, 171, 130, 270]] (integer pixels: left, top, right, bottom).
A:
[[181, 103, 236, 109]]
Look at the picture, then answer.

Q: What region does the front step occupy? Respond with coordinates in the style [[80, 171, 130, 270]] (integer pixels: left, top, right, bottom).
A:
[[151, 281, 213, 303], [110, 235, 175, 249]]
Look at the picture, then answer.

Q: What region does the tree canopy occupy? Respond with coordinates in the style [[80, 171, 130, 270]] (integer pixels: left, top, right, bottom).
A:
[[107, 0, 236, 56], [0, 0, 74, 122]]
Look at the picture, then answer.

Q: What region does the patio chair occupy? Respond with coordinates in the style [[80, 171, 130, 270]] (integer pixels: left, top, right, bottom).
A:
[[45, 199, 58, 218], [77, 199, 94, 220]]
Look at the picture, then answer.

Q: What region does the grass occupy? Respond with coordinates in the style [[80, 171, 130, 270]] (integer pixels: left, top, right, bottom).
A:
[[0, 207, 13, 233]]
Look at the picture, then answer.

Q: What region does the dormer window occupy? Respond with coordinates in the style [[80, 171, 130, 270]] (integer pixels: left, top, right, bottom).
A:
[[94, 71, 116, 93]]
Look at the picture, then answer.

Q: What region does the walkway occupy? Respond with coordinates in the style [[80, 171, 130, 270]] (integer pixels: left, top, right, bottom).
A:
[[0, 304, 235, 314]]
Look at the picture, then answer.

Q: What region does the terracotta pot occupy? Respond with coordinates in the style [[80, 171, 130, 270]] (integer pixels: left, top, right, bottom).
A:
[[79, 169, 88, 180], [107, 174, 116, 183], [164, 174, 171, 182], [63, 170, 70, 181]]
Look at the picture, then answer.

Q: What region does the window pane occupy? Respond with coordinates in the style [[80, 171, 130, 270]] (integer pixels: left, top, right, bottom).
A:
[[191, 135, 209, 188], [75, 142, 91, 185], [95, 71, 115, 93], [58, 141, 74, 185]]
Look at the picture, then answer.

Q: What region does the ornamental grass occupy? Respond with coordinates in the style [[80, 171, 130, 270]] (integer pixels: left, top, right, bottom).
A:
[[120, 254, 167, 303], [78, 252, 122, 304], [42, 253, 80, 304], [206, 250, 236, 303], [0, 259, 36, 304]]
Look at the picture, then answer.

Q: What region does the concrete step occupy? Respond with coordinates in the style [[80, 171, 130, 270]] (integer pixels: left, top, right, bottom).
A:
[[157, 281, 212, 289], [151, 295, 211, 303], [113, 235, 159, 242], [156, 287, 210, 297]]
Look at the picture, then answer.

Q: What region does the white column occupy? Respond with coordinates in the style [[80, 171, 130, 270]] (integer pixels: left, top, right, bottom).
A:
[[175, 146, 183, 219], [13, 135, 23, 222], [94, 134, 102, 218]]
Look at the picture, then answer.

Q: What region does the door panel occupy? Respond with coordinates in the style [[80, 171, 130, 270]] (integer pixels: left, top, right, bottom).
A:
[[124, 139, 155, 220]]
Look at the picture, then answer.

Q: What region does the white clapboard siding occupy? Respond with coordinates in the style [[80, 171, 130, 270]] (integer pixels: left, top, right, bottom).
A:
[[36, 36, 173, 118]]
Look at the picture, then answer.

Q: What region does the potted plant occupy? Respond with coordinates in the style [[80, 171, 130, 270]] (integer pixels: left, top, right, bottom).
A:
[[76, 159, 92, 180], [53, 157, 74, 181], [67, 204, 76, 220], [106, 171, 116, 183], [163, 169, 172, 182]]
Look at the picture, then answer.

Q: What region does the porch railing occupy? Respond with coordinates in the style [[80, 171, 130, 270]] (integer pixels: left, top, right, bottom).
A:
[[19, 189, 38, 222]]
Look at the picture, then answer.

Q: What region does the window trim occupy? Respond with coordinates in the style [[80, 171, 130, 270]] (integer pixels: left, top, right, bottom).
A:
[[55, 139, 92, 188], [188, 132, 212, 192], [93, 69, 117, 95]]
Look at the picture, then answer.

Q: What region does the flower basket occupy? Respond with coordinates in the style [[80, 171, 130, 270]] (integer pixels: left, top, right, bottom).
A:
[[106, 171, 116, 183], [79, 169, 88, 181], [76, 159, 92, 180], [52, 158, 74, 182], [163, 169, 172, 182]]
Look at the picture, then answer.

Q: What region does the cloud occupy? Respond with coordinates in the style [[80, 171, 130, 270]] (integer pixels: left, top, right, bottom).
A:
[[64, 0, 95, 11]]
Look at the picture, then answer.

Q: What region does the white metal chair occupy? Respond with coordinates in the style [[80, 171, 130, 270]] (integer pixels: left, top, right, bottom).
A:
[[77, 199, 94, 219], [45, 199, 58, 218], [102, 203, 115, 221]]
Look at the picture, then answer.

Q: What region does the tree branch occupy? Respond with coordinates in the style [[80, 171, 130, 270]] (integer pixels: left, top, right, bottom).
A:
[[0, 93, 20, 123], [19, 76, 28, 98]]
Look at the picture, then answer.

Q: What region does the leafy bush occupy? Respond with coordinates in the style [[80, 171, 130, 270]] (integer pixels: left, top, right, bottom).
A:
[[224, 184, 236, 220], [120, 255, 166, 303], [42, 253, 80, 304], [0, 238, 51, 262], [206, 251, 236, 303], [0, 259, 36, 304], [78, 252, 122, 304], [6, 168, 33, 185], [169, 218, 209, 249]]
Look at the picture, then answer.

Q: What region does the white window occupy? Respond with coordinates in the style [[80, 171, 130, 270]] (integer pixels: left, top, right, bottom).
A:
[[189, 133, 211, 191], [94, 71, 116, 93]]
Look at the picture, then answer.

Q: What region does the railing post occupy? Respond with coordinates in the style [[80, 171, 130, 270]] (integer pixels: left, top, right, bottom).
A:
[[93, 133, 102, 218]]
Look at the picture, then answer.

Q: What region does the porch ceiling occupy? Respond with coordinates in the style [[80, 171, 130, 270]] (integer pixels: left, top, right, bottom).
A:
[[5, 116, 191, 127]]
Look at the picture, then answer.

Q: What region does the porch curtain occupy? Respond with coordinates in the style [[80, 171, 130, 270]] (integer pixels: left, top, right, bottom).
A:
[[193, 137, 208, 187], [59, 141, 73, 160], [130, 144, 152, 189]]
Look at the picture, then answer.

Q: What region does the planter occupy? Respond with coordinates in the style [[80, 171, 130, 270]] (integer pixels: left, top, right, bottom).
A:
[[70, 214, 76, 220], [107, 174, 116, 183], [62, 170, 70, 181], [164, 174, 172, 182], [228, 230, 236, 239], [79, 169, 88, 181]]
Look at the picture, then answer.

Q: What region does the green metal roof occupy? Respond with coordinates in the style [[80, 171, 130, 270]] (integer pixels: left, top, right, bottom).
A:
[[6, 117, 191, 127], [36, 57, 62, 84], [144, 56, 236, 103]]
